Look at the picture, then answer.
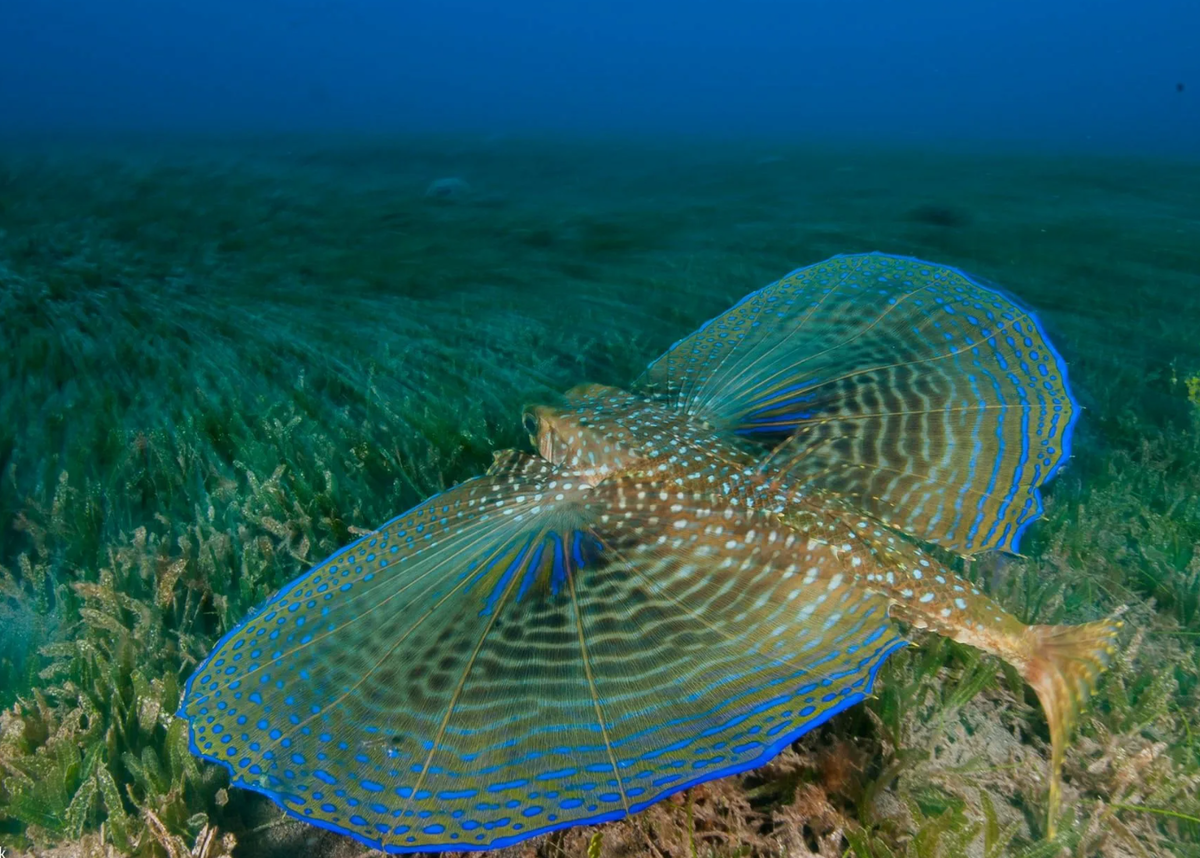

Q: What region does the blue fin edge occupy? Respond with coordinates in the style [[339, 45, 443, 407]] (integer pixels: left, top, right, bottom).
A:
[[178, 609, 906, 852], [640, 251, 1081, 555]]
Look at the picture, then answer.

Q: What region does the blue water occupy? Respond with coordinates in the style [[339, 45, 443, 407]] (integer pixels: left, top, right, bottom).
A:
[[1, 0, 1197, 155]]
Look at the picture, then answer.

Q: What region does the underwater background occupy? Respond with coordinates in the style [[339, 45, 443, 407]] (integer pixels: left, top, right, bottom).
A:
[[1, 1, 1199, 856]]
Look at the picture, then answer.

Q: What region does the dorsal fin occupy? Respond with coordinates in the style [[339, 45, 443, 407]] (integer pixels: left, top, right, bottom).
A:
[[636, 252, 1078, 555]]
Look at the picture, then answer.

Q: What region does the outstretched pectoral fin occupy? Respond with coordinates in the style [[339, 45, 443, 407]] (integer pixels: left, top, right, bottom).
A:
[[179, 454, 906, 853], [638, 252, 1079, 556]]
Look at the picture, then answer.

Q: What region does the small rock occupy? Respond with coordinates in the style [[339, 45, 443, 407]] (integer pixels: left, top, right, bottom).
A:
[[424, 177, 471, 202], [907, 203, 972, 228]]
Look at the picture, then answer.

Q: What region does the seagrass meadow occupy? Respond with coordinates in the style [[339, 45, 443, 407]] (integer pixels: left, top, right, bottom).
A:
[[1, 136, 1199, 858]]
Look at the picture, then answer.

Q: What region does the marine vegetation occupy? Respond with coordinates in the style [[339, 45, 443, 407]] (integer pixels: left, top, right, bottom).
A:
[[2, 142, 1199, 858]]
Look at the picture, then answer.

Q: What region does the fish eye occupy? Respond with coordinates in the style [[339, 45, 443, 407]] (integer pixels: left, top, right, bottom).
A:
[[522, 412, 539, 436]]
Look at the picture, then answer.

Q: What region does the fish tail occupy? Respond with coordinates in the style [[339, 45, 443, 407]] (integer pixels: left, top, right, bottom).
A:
[[1019, 610, 1124, 836]]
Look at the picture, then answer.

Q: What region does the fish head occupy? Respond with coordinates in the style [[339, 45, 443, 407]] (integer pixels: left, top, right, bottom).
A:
[[523, 384, 648, 484]]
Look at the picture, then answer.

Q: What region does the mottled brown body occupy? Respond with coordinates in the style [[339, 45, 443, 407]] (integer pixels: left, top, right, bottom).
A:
[[530, 383, 1120, 835], [181, 254, 1119, 852], [531, 384, 1023, 649]]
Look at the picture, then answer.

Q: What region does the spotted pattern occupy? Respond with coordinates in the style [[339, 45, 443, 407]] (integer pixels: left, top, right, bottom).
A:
[[775, 491, 1023, 644], [637, 252, 1079, 555], [181, 254, 1110, 850], [180, 452, 904, 853], [527, 382, 760, 485]]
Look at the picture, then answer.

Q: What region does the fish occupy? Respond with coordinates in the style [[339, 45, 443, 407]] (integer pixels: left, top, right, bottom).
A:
[[179, 252, 1121, 852]]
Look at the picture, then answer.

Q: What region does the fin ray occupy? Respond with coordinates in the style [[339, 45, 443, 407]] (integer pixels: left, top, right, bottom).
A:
[[180, 455, 905, 853], [637, 252, 1078, 555], [1019, 614, 1124, 836]]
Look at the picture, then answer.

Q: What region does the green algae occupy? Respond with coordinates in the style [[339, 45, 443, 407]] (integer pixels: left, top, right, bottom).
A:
[[1, 137, 1199, 857]]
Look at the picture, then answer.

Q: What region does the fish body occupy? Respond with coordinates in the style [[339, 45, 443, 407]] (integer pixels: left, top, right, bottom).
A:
[[179, 253, 1119, 851], [533, 382, 1118, 836]]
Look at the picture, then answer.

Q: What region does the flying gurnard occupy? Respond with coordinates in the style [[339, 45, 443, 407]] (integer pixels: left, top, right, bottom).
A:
[[180, 253, 1121, 851]]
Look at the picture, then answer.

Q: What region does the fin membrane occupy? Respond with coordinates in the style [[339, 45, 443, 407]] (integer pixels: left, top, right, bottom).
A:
[[637, 252, 1078, 555], [180, 452, 904, 853], [1019, 613, 1123, 836]]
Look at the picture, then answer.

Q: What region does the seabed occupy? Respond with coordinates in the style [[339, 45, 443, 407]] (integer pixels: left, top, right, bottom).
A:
[[1, 135, 1199, 857]]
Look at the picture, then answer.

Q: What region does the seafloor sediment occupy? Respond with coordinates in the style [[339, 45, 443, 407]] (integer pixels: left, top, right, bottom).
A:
[[1, 137, 1198, 857]]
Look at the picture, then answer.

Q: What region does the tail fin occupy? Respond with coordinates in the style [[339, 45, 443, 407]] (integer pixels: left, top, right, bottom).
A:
[[636, 252, 1079, 556], [1019, 612, 1124, 836]]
